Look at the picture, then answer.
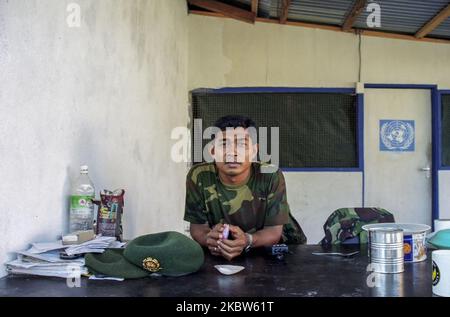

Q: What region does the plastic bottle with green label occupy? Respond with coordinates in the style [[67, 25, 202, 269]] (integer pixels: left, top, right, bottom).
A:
[[69, 165, 95, 232]]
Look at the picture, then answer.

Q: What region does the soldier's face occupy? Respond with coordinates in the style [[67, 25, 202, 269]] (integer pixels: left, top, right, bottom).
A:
[[212, 128, 257, 176]]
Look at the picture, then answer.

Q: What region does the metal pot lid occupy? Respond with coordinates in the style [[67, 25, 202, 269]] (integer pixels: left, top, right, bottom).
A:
[[362, 223, 431, 234]]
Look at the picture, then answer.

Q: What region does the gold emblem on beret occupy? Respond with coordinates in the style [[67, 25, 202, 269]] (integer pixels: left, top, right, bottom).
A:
[[142, 257, 161, 272]]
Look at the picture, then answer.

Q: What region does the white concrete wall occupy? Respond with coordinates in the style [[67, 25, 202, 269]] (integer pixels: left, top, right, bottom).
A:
[[0, 0, 188, 277], [284, 173, 362, 243], [188, 15, 450, 243], [188, 15, 450, 89]]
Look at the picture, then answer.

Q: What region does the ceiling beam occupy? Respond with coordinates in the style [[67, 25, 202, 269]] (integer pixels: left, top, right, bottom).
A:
[[187, 0, 256, 24], [251, 0, 259, 16], [280, 0, 291, 24], [415, 4, 450, 38], [342, 0, 367, 31], [189, 10, 450, 45]]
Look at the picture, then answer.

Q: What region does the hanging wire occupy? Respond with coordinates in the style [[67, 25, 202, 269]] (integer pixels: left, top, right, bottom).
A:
[[358, 32, 362, 83]]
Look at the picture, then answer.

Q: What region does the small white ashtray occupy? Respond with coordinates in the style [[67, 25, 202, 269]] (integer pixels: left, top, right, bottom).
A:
[[214, 265, 245, 275]]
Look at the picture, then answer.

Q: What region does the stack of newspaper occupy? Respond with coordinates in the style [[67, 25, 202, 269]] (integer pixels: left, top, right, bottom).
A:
[[6, 236, 123, 278], [27, 236, 119, 255], [6, 250, 87, 278]]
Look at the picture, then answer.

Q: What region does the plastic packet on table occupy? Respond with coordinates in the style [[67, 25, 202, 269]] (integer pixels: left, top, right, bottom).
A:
[[94, 189, 125, 241]]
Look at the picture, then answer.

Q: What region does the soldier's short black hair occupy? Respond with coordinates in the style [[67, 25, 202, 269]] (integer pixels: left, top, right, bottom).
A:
[[212, 115, 257, 143], [214, 115, 256, 131]]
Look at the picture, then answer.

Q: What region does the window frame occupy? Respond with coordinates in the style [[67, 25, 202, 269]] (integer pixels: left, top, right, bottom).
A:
[[439, 90, 450, 170], [190, 87, 364, 172]]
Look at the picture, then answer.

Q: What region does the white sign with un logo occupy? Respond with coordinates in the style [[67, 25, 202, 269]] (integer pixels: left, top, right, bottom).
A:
[[379, 120, 415, 152]]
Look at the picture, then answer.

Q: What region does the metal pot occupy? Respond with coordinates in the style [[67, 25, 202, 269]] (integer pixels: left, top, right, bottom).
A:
[[367, 227, 404, 274]]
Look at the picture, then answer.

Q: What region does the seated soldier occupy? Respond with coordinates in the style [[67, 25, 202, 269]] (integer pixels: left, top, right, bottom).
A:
[[184, 115, 306, 261]]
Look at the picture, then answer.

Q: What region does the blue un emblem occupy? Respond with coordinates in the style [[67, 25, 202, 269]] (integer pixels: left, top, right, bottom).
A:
[[379, 120, 415, 152]]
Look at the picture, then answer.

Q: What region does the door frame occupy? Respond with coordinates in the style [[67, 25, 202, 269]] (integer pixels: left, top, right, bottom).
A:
[[363, 84, 439, 228]]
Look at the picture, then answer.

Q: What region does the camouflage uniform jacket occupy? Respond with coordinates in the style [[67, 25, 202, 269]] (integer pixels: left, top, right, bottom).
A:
[[320, 207, 395, 245], [184, 162, 307, 244]]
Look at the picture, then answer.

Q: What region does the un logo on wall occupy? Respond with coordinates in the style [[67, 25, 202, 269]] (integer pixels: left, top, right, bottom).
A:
[[380, 120, 415, 152]]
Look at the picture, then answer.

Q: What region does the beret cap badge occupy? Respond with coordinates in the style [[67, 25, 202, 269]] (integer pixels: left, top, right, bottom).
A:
[[142, 257, 161, 272]]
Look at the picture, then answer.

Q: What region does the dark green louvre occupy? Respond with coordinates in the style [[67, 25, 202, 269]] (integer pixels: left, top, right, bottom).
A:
[[442, 94, 450, 166], [191, 91, 358, 168]]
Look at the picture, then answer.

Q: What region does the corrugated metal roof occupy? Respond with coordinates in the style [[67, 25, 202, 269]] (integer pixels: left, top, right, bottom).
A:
[[257, 0, 273, 18], [213, 0, 272, 18], [265, 0, 354, 25], [429, 16, 450, 38], [190, 0, 450, 40], [354, 0, 450, 37], [261, 0, 450, 39], [220, 0, 252, 9], [287, 0, 355, 26], [221, 0, 273, 18]]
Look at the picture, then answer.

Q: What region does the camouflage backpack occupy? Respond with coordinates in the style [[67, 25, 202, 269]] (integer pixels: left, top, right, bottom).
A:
[[281, 212, 307, 245], [320, 207, 395, 245]]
